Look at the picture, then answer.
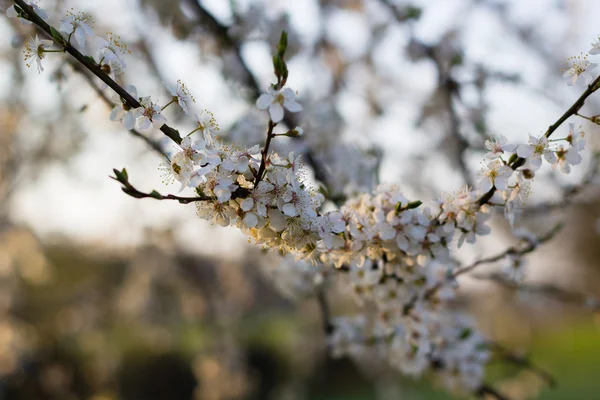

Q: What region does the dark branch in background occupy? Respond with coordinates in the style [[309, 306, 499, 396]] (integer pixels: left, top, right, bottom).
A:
[[489, 342, 557, 388], [182, 1, 337, 336], [185, 0, 261, 99], [476, 384, 510, 400], [477, 74, 600, 206], [13, 0, 183, 145], [452, 222, 562, 278], [381, 0, 474, 187], [316, 288, 334, 336], [424, 222, 562, 300], [67, 61, 165, 157], [471, 272, 600, 311], [525, 152, 600, 216]]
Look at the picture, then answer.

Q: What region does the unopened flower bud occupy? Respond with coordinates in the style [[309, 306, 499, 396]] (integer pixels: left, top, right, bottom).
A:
[[289, 127, 303, 137], [522, 169, 535, 180]]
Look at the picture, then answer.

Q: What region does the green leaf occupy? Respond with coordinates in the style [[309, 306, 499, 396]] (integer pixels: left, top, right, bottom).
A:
[[459, 327, 473, 340], [395, 201, 403, 213], [406, 200, 422, 209], [149, 190, 162, 199], [405, 6, 422, 20], [277, 31, 288, 57], [50, 26, 66, 46]]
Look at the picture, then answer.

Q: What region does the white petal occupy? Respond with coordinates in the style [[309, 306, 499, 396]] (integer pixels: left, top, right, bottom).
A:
[[6, 6, 18, 18], [269, 103, 284, 123], [123, 112, 136, 130], [109, 106, 123, 121], [241, 198, 254, 212], [243, 213, 258, 228], [256, 93, 274, 110], [126, 85, 137, 98], [516, 145, 533, 159], [137, 117, 151, 130], [74, 27, 86, 48], [152, 113, 167, 128], [283, 203, 298, 217], [283, 99, 303, 113]]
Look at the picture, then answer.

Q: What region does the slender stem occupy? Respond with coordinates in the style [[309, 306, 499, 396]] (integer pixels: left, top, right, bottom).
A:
[[476, 384, 511, 400], [489, 342, 557, 388], [424, 223, 562, 300], [161, 98, 176, 111], [255, 120, 276, 185], [13, 0, 183, 145]]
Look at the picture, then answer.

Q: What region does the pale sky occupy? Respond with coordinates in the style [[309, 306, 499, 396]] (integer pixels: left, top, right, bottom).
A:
[[5, 0, 600, 259]]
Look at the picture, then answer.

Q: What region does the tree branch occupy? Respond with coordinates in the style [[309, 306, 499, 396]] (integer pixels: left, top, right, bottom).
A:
[[13, 0, 183, 145], [477, 74, 600, 206]]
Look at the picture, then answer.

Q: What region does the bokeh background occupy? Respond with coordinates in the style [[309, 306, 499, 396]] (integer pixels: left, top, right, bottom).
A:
[[1, 0, 600, 399]]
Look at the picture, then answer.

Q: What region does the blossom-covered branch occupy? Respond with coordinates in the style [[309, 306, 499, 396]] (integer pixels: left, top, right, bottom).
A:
[[11, 1, 600, 398], [12, 0, 183, 145]]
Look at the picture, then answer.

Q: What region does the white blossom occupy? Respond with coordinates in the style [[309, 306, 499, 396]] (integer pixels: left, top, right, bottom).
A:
[[23, 35, 53, 73], [165, 80, 195, 116], [7, 1, 48, 24], [563, 54, 598, 86], [135, 97, 167, 130], [60, 9, 95, 49], [109, 85, 138, 130], [256, 87, 303, 123], [476, 159, 513, 192], [484, 135, 517, 160], [517, 134, 556, 171]]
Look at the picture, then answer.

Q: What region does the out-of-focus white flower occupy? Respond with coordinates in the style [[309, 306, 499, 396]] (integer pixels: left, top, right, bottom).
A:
[[23, 35, 53, 73], [589, 36, 600, 55], [563, 53, 598, 86], [476, 160, 513, 192], [7, 1, 48, 24], [256, 87, 303, 123], [555, 144, 582, 173], [503, 253, 526, 282], [159, 151, 195, 191], [60, 9, 95, 49], [109, 85, 138, 130], [484, 135, 517, 160], [165, 80, 195, 116], [566, 123, 586, 151], [517, 134, 556, 170], [193, 110, 219, 144], [95, 32, 130, 69]]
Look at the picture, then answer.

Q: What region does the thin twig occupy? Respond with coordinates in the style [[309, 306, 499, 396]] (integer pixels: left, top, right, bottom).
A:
[[424, 223, 563, 300], [470, 272, 600, 311], [489, 342, 557, 388], [476, 384, 511, 400], [453, 223, 563, 278], [525, 151, 600, 216]]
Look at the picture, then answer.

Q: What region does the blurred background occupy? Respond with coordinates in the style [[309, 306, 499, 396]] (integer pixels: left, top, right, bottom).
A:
[[1, 0, 600, 398]]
